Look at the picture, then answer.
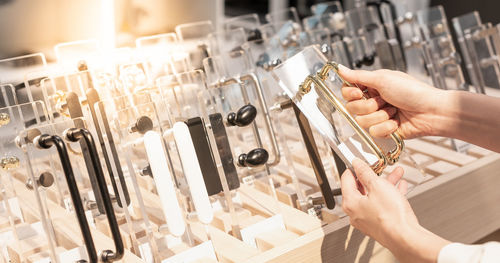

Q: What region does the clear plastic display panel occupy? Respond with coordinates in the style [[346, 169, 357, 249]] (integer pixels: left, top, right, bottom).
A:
[[0, 84, 18, 108], [453, 12, 500, 92], [136, 33, 189, 80], [426, 35, 467, 90], [223, 13, 261, 35], [0, 53, 47, 85], [416, 6, 451, 39], [156, 70, 206, 121], [311, 1, 343, 15], [175, 21, 215, 70], [208, 28, 247, 56], [203, 51, 254, 86], [266, 7, 301, 24], [198, 80, 278, 178], [345, 5, 383, 38], [305, 1, 345, 33], [54, 39, 103, 72]]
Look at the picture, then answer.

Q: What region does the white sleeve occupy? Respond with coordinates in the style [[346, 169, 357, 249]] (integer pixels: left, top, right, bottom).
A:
[[438, 242, 500, 263]]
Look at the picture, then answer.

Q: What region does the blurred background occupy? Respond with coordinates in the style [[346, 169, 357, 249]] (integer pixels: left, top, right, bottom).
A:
[[0, 0, 497, 60]]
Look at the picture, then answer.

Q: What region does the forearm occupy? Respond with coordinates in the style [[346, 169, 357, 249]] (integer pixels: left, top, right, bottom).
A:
[[387, 224, 450, 263], [431, 90, 500, 153]]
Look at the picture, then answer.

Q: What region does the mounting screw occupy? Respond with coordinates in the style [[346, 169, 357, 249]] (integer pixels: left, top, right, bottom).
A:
[[16, 128, 42, 148], [26, 172, 54, 190]]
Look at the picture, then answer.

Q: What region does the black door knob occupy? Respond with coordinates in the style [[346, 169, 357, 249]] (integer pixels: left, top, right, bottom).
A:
[[238, 148, 269, 167], [140, 164, 153, 177], [227, 104, 257, 127], [363, 54, 375, 66], [129, 116, 153, 134]]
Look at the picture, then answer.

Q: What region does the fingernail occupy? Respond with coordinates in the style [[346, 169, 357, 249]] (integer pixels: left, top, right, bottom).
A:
[[338, 64, 350, 72]]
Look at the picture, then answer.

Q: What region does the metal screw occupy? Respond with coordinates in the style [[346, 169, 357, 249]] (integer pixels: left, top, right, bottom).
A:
[[26, 172, 54, 189]]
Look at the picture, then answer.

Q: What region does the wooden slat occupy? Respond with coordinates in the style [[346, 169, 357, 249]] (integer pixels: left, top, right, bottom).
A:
[[425, 161, 459, 176], [255, 229, 299, 251], [405, 139, 476, 166], [239, 185, 321, 235]]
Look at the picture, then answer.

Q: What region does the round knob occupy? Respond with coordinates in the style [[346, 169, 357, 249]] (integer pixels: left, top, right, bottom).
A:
[[38, 172, 55, 187], [227, 104, 257, 127], [77, 60, 88, 71], [363, 54, 375, 66], [140, 165, 152, 177], [247, 29, 263, 43], [238, 148, 269, 167], [263, 59, 282, 71], [320, 44, 331, 56], [129, 116, 153, 134], [353, 59, 363, 68]]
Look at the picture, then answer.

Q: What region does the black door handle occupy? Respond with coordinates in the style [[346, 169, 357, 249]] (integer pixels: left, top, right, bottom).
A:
[[34, 134, 99, 263], [292, 104, 336, 209], [64, 128, 124, 262], [66, 91, 106, 214]]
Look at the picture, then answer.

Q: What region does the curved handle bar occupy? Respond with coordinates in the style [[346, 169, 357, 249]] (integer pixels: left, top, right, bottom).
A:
[[64, 128, 124, 262], [35, 134, 98, 263]]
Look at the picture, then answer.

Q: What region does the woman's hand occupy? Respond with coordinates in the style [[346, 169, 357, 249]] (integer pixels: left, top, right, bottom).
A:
[[338, 65, 446, 139], [341, 159, 450, 263]]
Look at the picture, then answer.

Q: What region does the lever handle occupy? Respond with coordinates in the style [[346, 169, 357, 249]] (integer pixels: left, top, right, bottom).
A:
[[173, 122, 213, 224], [238, 148, 269, 167], [144, 131, 186, 237], [34, 134, 98, 263], [86, 87, 131, 207], [226, 104, 257, 127], [64, 128, 124, 262]]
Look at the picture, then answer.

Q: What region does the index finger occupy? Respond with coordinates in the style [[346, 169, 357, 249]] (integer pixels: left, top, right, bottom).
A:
[[338, 64, 383, 92]]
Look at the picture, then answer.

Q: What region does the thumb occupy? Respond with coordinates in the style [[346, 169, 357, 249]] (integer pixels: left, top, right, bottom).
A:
[[338, 64, 383, 92], [352, 158, 377, 191]]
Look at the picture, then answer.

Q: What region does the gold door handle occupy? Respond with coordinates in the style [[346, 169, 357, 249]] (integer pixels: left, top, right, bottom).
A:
[[296, 61, 405, 174], [320, 61, 405, 166]]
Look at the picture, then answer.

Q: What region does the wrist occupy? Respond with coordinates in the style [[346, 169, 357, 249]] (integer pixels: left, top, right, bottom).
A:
[[426, 90, 461, 138], [389, 223, 450, 263]]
